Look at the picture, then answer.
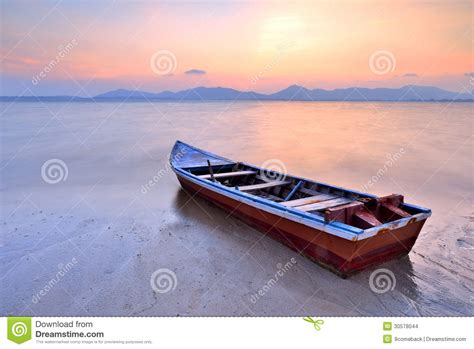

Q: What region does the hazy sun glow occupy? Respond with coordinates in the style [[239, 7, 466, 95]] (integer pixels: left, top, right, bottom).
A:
[[258, 16, 307, 52], [0, 0, 472, 96]]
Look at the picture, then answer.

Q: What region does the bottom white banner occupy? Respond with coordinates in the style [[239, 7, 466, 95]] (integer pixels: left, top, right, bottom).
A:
[[1, 317, 471, 348]]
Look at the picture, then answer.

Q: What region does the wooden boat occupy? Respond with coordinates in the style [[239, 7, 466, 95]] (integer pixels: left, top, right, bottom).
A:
[[170, 141, 431, 277]]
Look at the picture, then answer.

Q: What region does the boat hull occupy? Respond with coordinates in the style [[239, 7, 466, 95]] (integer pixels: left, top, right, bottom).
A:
[[176, 174, 426, 277]]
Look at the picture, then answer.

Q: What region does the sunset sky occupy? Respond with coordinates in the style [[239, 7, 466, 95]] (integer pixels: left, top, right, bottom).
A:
[[1, 0, 472, 96]]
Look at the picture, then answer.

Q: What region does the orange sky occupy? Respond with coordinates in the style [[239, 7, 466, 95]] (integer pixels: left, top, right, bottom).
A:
[[1, 0, 472, 95]]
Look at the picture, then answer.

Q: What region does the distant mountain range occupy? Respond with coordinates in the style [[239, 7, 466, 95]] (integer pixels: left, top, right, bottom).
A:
[[2, 85, 472, 102]]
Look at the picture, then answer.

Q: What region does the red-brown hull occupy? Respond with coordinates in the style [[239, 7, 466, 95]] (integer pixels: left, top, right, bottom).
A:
[[178, 176, 425, 277]]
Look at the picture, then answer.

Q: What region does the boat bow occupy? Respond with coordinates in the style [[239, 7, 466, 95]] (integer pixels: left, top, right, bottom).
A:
[[170, 140, 235, 169]]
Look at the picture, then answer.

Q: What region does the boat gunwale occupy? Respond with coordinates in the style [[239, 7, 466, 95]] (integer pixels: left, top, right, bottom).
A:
[[170, 141, 432, 241]]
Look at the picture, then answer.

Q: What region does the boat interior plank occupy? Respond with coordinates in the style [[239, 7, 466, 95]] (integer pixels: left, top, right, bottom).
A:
[[296, 197, 353, 212], [199, 170, 256, 180], [280, 193, 338, 207], [237, 180, 291, 192]]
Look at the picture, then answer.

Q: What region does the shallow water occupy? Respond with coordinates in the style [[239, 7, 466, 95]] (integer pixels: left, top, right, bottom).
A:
[[1, 101, 472, 316]]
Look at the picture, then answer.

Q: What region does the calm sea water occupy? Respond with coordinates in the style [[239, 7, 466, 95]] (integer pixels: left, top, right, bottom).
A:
[[1, 101, 472, 316]]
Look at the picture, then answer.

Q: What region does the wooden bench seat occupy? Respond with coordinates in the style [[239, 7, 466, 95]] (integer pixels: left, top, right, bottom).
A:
[[281, 193, 338, 207], [237, 180, 291, 192], [296, 197, 353, 212], [199, 170, 256, 180]]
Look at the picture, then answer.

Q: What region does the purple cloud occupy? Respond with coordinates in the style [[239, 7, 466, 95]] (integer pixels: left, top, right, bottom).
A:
[[185, 69, 206, 75]]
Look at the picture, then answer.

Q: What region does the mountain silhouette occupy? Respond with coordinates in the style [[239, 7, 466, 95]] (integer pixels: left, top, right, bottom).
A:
[[2, 85, 472, 101]]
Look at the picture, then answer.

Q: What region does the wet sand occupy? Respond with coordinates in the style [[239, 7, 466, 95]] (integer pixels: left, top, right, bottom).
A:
[[1, 101, 473, 316]]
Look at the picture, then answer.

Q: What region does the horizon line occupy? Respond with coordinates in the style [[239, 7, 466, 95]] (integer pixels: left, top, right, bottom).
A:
[[1, 83, 473, 99]]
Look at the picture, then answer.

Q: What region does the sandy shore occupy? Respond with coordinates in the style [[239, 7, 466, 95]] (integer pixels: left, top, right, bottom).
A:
[[1, 101, 473, 316]]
